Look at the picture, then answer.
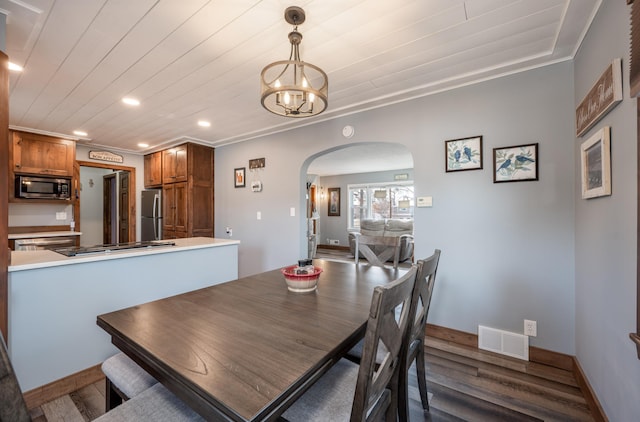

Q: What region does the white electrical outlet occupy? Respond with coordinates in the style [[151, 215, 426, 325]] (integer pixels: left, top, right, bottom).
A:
[[524, 319, 537, 337]]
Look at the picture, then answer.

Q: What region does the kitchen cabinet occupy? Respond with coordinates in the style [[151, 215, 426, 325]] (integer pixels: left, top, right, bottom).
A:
[[143, 151, 162, 187], [162, 144, 187, 184], [10, 131, 75, 177], [160, 143, 214, 239], [163, 182, 188, 239]]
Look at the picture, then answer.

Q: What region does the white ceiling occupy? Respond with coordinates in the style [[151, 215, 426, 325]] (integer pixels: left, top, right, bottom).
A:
[[2, 0, 600, 160]]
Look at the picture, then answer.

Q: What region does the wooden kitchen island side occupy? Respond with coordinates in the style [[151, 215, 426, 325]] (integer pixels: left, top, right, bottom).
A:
[[7, 237, 239, 392]]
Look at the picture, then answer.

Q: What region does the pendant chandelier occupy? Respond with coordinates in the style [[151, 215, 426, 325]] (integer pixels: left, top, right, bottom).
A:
[[260, 6, 328, 117]]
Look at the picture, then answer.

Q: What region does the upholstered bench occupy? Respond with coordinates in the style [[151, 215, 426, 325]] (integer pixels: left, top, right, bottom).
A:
[[95, 383, 204, 421], [102, 352, 159, 410]]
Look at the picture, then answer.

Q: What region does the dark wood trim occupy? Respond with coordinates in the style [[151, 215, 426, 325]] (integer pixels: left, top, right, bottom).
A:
[[425, 323, 607, 422], [0, 52, 9, 341], [316, 244, 350, 251], [76, 160, 137, 243], [573, 356, 608, 422], [8, 225, 71, 234], [23, 364, 104, 409], [636, 99, 640, 357]]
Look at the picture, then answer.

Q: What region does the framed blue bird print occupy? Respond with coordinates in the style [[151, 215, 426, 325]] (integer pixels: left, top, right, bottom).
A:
[[493, 143, 539, 183], [445, 136, 483, 172]]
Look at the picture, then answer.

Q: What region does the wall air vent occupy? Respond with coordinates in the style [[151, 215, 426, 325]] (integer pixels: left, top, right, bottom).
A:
[[478, 325, 529, 361]]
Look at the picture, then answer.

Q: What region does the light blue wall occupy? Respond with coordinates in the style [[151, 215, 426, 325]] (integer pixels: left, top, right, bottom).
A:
[[574, 1, 640, 420], [215, 61, 576, 355]]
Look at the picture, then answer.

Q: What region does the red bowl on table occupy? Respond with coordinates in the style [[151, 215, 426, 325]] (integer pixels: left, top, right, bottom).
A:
[[281, 265, 323, 293]]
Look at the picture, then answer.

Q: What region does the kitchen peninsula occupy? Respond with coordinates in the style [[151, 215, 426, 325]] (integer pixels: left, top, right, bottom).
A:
[[8, 237, 239, 392]]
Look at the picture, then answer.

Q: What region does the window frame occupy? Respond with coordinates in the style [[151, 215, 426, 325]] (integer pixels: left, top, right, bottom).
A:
[[347, 181, 414, 230]]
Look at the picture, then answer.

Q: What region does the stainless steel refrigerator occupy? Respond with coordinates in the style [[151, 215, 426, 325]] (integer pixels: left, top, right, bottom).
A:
[[141, 189, 162, 241]]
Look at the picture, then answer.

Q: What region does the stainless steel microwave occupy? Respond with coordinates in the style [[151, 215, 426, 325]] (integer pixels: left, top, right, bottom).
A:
[[15, 176, 71, 200]]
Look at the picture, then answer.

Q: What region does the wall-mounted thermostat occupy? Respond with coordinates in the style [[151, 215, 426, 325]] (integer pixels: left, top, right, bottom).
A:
[[251, 181, 263, 192], [416, 196, 433, 207]]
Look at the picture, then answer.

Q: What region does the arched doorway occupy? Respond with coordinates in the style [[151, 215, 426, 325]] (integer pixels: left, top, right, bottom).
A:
[[302, 142, 414, 259]]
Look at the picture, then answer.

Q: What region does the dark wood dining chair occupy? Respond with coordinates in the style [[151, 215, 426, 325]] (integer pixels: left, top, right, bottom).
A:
[[345, 249, 441, 419], [281, 265, 418, 421], [0, 333, 31, 422], [354, 232, 402, 270], [398, 249, 441, 420]]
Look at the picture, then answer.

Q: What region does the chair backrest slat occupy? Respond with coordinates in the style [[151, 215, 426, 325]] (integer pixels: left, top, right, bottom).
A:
[[351, 265, 417, 421], [407, 250, 441, 350], [354, 233, 401, 270]]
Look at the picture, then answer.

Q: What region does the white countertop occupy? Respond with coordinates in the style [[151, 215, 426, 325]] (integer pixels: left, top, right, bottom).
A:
[[9, 231, 81, 239], [9, 237, 240, 272]]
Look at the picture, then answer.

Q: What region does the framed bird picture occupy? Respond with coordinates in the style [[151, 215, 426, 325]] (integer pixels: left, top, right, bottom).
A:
[[493, 143, 539, 183], [445, 136, 483, 172]]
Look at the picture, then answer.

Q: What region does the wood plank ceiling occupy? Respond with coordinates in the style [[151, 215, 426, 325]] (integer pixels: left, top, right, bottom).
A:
[[2, 0, 600, 153]]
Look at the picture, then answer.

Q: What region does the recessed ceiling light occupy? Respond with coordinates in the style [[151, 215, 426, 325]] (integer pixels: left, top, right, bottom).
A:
[[197, 120, 211, 128], [122, 97, 140, 106], [73, 130, 88, 137], [138, 143, 149, 148], [8, 62, 23, 72]]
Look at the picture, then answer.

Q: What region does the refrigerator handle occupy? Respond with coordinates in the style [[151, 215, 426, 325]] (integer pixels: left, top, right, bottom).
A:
[[153, 194, 160, 240]]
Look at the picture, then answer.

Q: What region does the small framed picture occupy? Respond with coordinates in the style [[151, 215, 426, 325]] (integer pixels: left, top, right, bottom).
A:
[[328, 187, 340, 216], [581, 127, 611, 199], [493, 143, 538, 183], [234, 167, 246, 188], [445, 136, 483, 172]]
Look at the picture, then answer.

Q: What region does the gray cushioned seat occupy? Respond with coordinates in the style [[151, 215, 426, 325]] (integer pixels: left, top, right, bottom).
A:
[[102, 353, 158, 399], [281, 358, 359, 421], [95, 383, 204, 421]]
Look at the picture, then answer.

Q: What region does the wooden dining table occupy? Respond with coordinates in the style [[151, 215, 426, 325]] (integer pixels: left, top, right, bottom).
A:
[[96, 259, 405, 421]]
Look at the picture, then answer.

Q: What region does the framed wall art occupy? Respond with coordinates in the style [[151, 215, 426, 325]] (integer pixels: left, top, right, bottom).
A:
[[234, 167, 246, 188], [493, 143, 538, 183], [328, 187, 340, 216], [581, 126, 611, 199], [445, 136, 483, 172]]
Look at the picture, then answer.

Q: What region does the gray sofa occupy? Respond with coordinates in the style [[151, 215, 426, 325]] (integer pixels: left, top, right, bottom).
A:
[[348, 219, 414, 262]]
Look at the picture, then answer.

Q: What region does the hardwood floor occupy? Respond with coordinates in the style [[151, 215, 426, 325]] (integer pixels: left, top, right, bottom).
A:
[[27, 247, 595, 421], [27, 337, 595, 421]]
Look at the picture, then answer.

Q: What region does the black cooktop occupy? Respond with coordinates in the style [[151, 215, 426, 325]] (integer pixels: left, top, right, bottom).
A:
[[53, 241, 176, 257]]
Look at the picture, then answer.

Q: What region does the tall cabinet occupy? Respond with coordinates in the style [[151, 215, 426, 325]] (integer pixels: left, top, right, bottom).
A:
[[147, 143, 214, 239]]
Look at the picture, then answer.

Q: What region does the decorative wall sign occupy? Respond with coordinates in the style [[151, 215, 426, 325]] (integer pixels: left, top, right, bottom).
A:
[[249, 158, 265, 169], [251, 181, 263, 192], [328, 187, 340, 216], [493, 143, 538, 183], [89, 150, 123, 163], [394, 173, 409, 180], [234, 167, 246, 188], [445, 136, 483, 172], [576, 59, 622, 137], [581, 126, 611, 199]]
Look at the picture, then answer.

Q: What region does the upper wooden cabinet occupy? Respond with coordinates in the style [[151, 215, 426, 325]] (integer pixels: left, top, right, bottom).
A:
[[10, 131, 75, 177], [143, 151, 162, 188], [162, 144, 188, 184]]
